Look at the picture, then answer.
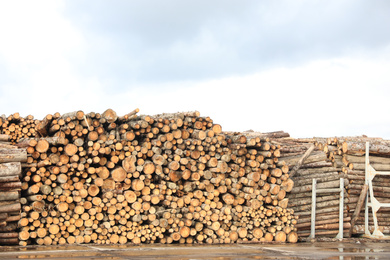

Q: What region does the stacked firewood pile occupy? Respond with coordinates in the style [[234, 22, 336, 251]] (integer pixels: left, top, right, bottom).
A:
[[0, 134, 26, 245], [267, 137, 350, 238], [0, 114, 38, 144], [6, 110, 298, 245], [315, 137, 390, 236], [3, 108, 390, 244]]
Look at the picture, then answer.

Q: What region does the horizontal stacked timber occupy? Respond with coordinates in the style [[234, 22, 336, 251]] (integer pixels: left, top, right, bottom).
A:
[[0, 135, 25, 245], [3, 108, 390, 243], [269, 136, 350, 238], [2, 110, 298, 246], [314, 136, 390, 236]]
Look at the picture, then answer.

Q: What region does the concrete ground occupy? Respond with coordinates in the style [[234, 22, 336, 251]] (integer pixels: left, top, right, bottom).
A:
[[1, 240, 390, 259]]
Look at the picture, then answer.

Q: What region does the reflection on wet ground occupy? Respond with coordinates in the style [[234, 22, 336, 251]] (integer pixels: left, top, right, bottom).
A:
[[1, 241, 390, 259]]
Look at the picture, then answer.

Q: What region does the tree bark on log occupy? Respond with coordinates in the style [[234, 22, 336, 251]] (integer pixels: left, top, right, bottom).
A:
[[289, 144, 316, 178], [342, 141, 390, 156], [0, 162, 21, 177], [348, 184, 368, 238], [0, 203, 21, 213], [0, 135, 10, 142], [0, 149, 27, 163]]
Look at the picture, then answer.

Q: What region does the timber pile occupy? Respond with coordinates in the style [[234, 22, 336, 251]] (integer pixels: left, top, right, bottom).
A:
[[268, 137, 350, 238], [0, 134, 26, 245], [0, 114, 39, 144], [13, 110, 297, 245], [315, 136, 390, 236]]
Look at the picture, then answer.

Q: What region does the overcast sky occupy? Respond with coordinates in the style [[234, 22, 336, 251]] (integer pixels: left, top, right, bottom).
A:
[[1, 0, 390, 139]]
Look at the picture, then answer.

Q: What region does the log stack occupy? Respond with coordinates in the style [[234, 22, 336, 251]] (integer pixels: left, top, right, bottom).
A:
[[0, 134, 26, 245], [3, 109, 390, 243], [13, 110, 297, 245], [315, 136, 390, 236], [266, 136, 351, 238], [0, 114, 39, 144]]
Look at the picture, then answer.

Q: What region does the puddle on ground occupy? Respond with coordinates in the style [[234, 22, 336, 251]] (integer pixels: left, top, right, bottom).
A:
[[1, 242, 390, 260]]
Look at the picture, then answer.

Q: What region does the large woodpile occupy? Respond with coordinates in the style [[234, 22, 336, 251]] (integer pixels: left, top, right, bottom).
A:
[[316, 137, 390, 236], [0, 134, 27, 245], [0, 110, 298, 245], [268, 137, 350, 238], [3, 109, 388, 245], [275, 135, 390, 238]]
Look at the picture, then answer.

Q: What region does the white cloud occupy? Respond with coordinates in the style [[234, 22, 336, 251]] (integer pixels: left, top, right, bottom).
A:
[[1, 1, 389, 141], [0, 1, 83, 66], [0, 0, 93, 118], [111, 54, 390, 139]]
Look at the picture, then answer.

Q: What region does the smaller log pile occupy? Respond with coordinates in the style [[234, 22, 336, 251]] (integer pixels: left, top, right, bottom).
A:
[[0, 114, 39, 144], [269, 136, 350, 238], [0, 134, 27, 245], [16, 110, 298, 246], [316, 137, 390, 236]]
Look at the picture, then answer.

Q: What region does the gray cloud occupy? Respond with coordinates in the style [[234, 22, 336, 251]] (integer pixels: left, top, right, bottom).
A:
[[62, 0, 390, 87]]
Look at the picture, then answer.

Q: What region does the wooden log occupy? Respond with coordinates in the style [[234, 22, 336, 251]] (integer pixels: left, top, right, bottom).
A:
[[348, 184, 368, 238], [348, 184, 390, 194], [0, 232, 18, 238], [288, 193, 347, 207], [342, 141, 390, 156], [0, 202, 20, 213], [279, 151, 328, 167], [298, 229, 349, 237], [351, 163, 390, 171], [102, 109, 118, 124], [292, 173, 344, 187], [290, 179, 348, 194], [289, 144, 315, 177], [111, 167, 127, 182], [344, 154, 390, 164], [0, 162, 21, 177], [0, 238, 19, 244], [292, 172, 341, 182], [299, 161, 333, 169], [35, 114, 53, 137], [0, 182, 21, 190], [118, 108, 140, 121], [243, 130, 289, 139], [0, 135, 10, 142], [0, 148, 27, 163], [0, 175, 20, 183], [353, 225, 390, 234], [295, 167, 339, 176], [291, 198, 352, 212], [296, 217, 351, 229], [294, 206, 347, 216], [287, 232, 298, 243], [0, 222, 17, 232]]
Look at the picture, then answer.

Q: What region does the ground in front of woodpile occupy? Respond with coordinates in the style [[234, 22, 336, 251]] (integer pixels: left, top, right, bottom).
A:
[[1, 239, 390, 259]]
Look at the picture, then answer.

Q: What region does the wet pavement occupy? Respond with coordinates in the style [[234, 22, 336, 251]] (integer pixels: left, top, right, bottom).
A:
[[1, 241, 390, 259]]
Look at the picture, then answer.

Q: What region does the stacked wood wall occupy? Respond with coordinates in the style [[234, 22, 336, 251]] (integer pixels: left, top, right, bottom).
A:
[[2, 110, 298, 245], [277, 135, 390, 238], [317, 137, 390, 236], [275, 138, 350, 237], [3, 110, 390, 244]]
